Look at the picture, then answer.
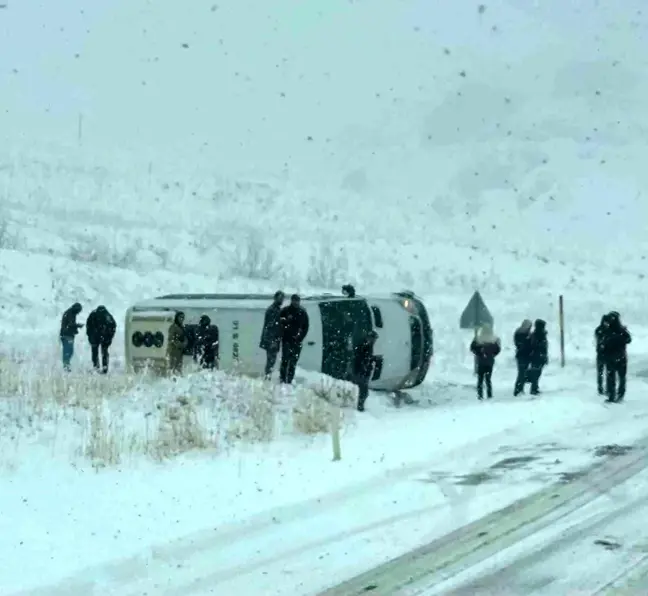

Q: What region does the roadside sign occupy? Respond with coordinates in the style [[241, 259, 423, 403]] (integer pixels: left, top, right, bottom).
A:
[[460, 291, 494, 374], [459, 291, 493, 329]]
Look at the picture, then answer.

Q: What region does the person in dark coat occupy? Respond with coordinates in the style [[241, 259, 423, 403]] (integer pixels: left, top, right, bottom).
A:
[[513, 319, 532, 395], [259, 291, 285, 379], [86, 305, 116, 373], [167, 311, 188, 375], [594, 314, 611, 395], [527, 319, 548, 395], [279, 294, 309, 384], [600, 311, 631, 403], [342, 284, 356, 298], [194, 314, 219, 370], [353, 330, 378, 411], [60, 302, 83, 371], [470, 323, 501, 400]]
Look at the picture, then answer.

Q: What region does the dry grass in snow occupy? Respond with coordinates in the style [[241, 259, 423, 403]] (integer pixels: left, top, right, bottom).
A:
[[0, 355, 358, 470]]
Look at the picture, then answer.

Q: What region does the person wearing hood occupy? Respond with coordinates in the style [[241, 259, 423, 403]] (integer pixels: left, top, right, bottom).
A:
[[527, 319, 548, 395], [600, 311, 631, 403], [513, 319, 532, 396], [259, 291, 285, 379], [86, 305, 117, 373], [353, 330, 378, 411], [279, 294, 309, 384], [342, 284, 356, 298], [470, 323, 501, 400], [594, 314, 611, 395], [60, 302, 83, 371], [167, 311, 188, 375], [194, 314, 219, 370]]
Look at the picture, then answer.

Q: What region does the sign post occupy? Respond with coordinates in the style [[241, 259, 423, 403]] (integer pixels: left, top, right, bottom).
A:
[[459, 291, 494, 374], [559, 294, 565, 367], [331, 401, 341, 461]]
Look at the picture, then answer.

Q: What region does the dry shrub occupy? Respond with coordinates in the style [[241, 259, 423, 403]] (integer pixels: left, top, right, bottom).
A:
[[292, 388, 333, 434], [148, 396, 218, 460], [225, 233, 281, 280], [223, 381, 276, 443], [68, 233, 143, 270], [307, 242, 349, 288], [1, 350, 353, 469], [0, 357, 144, 409], [293, 378, 358, 435], [83, 403, 136, 469], [308, 377, 358, 408]]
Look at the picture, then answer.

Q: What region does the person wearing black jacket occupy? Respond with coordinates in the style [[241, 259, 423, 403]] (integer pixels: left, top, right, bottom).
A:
[[279, 294, 309, 384], [513, 319, 532, 396], [527, 319, 548, 395], [470, 324, 501, 400], [259, 291, 285, 379], [600, 311, 631, 403], [594, 314, 610, 395], [342, 284, 356, 298], [194, 314, 219, 370], [353, 330, 378, 411], [86, 305, 116, 373], [60, 302, 83, 371]]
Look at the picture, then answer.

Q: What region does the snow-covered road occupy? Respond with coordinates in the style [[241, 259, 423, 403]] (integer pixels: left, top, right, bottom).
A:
[[323, 438, 648, 596], [437, 487, 648, 595], [10, 390, 648, 596], [424, 462, 648, 596]]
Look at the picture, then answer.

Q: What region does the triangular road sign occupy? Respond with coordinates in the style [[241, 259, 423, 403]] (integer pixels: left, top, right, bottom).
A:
[[459, 291, 493, 329]]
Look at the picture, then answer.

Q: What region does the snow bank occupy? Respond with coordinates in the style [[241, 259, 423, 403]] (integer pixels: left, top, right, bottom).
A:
[[0, 357, 357, 470]]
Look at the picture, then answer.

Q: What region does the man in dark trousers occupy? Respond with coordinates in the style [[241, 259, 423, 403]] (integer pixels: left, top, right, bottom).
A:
[[60, 302, 83, 371], [279, 294, 309, 384], [353, 330, 378, 411], [194, 314, 219, 370], [513, 319, 532, 395], [600, 311, 631, 403], [86, 305, 117, 373], [470, 324, 501, 400], [259, 291, 285, 379], [527, 319, 548, 395], [595, 314, 611, 395]]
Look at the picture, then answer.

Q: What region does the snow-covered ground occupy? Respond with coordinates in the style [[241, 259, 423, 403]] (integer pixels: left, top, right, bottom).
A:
[[419, 458, 648, 595], [2, 0, 648, 594], [6, 384, 648, 595]]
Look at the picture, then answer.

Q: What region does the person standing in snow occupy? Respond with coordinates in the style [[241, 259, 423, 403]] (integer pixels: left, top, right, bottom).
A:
[[259, 291, 285, 379], [279, 294, 309, 384], [527, 319, 548, 395], [600, 311, 631, 403], [594, 314, 611, 395], [85, 305, 116, 373], [342, 284, 356, 298], [470, 323, 501, 400], [60, 302, 83, 372], [167, 311, 188, 375], [513, 319, 533, 396], [194, 314, 219, 370], [353, 330, 378, 411]]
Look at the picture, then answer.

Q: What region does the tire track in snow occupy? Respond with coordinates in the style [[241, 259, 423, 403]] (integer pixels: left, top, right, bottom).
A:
[[593, 552, 648, 595], [319, 436, 648, 596], [434, 490, 648, 594], [10, 416, 629, 596], [9, 426, 522, 596]]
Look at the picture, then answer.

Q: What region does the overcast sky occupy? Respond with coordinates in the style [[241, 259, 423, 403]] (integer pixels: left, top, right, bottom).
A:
[[1, 0, 645, 166]]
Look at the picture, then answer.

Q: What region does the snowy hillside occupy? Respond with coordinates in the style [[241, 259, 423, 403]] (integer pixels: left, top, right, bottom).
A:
[[2, 0, 648, 594], [2, 0, 648, 352]]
